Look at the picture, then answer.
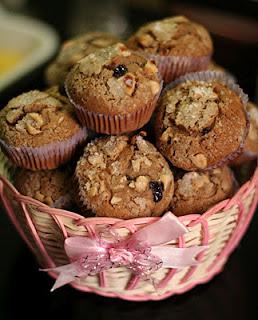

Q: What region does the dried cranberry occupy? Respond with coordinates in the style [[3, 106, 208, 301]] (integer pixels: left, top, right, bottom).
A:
[[113, 64, 128, 78], [149, 181, 164, 203]]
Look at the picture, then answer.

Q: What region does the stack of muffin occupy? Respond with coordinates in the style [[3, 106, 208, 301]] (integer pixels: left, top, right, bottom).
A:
[[0, 16, 257, 218]]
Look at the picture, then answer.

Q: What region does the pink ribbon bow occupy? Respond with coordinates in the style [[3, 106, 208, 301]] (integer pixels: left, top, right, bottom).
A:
[[45, 212, 207, 291]]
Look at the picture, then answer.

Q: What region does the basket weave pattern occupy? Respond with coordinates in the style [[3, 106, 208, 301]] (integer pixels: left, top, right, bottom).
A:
[[0, 166, 257, 301]]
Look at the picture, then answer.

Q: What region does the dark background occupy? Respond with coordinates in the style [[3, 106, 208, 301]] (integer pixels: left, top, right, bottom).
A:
[[0, 0, 258, 319]]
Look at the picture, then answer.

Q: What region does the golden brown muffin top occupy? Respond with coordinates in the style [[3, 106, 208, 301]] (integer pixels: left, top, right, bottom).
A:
[[66, 43, 161, 115], [171, 166, 234, 215], [45, 32, 119, 86], [75, 135, 174, 219], [0, 88, 83, 148], [127, 16, 213, 56], [155, 79, 248, 171], [14, 168, 72, 208]]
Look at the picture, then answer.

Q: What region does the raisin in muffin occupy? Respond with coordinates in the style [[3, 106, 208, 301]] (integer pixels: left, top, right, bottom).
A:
[[155, 72, 249, 171], [65, 43, 162, 134], [75, 134, 174, 219], [127, 16, 213, 82], [45, 32, 119, 87], [14, 168, 74, 209], [171, 166, 234, 216], [0, 89, 87, 170]]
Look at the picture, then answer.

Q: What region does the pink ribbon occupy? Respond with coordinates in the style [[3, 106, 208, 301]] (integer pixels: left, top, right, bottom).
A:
[[44, 212, 207, 291]]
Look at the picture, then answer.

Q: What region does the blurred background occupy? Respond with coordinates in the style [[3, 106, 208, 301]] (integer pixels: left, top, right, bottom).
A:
[[0, 1, 257, 319], [0, 0, 257, 101]]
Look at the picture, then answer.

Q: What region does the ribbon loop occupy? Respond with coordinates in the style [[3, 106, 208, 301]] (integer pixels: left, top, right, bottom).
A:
[[43, 212, 207, 291]]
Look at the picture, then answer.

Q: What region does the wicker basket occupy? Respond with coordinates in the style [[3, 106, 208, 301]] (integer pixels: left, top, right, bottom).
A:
[[0, 152, 257, 301]]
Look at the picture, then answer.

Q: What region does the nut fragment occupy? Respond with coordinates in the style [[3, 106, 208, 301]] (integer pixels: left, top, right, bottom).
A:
[[24, 103, 45, 113], [135, 176, 149, 192], [160, 174, 171, 189], [161, 128, 174, 142], [110, 196, 122, 205], [35, 191, 45, 202], [28, 112, 44, 127], [190, 153, 208, 169], [123, 73, 136, 96], [144, 60, 158, 75], [44, 196, 53, 206], [58, 116, 64, 124], [26, 123, 42, 135], [6, 108, 24, 124], [149, 81, 160, 96], [137, 34, 154, 47]]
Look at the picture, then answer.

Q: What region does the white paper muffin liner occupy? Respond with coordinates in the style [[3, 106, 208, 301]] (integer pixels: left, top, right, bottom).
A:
[[143, 53, 211, 84], [0, 127, 87, 171], [65, 81, 163, 135]]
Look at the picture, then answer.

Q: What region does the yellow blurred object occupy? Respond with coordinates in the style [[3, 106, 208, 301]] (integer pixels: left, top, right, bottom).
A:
[[0, 48, 23, 76]]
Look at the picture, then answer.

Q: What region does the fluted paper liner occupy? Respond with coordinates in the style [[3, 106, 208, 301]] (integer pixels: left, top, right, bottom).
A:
[[66, 83, 163, 135], [142, 53, 211, 84], [0, 127, 87, 171]]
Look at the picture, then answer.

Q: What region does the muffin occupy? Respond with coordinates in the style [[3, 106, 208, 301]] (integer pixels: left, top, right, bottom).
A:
[[75, 134, 174, 219], [127, 16, 213, 83], [231, 102, 258, 165], [65, 43, 162, 134], [171, 166, 234, 216], [0, 89, 87, 170], [155, 71, 249, 171], [45, 31, 119, 87], [14, 168, 73, 209]]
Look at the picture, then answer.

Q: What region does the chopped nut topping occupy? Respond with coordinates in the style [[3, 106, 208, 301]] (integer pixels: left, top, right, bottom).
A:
[[144, 60, 158, 75], [35, 191, 45, 202], [160, 174, 172, 189], [135, 176, 149, 192], [123, 73, 136, 96], [26, 123, 42, 135], [88, 153, 106, 168], [28, 113, 44, 127], [6, 108, 24, 124], [190, 153, 208, 169], [161, 128, 174, 142], [110, 196, 122, 205], [149, 80, 160, 96], [138, 34, 154, 47]]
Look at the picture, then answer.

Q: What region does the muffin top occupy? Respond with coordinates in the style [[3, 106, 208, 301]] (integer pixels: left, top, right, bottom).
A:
[[0, 88, 83, 148], [127, 16, 213, 56], [155, 78, 248, 171], [245, 102, 258, 154], [232, 101, 258, 165], [171, 166, 234, 215], [65, 43, 162, 115], [75, 134, 174, 219], [14, 168, 73, 208], [46, 32, 119, 86]]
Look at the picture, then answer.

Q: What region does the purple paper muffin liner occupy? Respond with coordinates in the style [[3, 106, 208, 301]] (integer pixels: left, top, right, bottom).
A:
[[0, 127, 87, 171], [65, 81, 163, 135], [143, 53, 211, 84], [160, 71, 250, 171]]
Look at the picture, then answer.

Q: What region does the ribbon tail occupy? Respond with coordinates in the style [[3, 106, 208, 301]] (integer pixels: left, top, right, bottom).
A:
[[40, 263, 81, 292], [152, 245, 208, 268]]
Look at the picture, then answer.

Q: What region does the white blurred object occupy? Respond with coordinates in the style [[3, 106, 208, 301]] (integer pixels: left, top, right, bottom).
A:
[[0, 4, 59, 92]]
